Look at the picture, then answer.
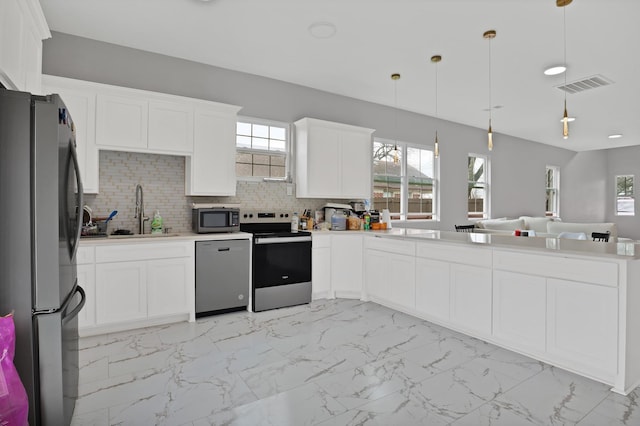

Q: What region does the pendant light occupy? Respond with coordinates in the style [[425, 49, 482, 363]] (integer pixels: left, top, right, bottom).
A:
[[483, 30, 496, 151], [558, 0, 572, 139], [391, 73, 400, 164], [431, 55, 442, 158]]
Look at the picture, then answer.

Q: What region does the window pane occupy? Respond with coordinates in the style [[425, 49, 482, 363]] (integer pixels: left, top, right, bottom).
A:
[[236, 152, 252, 163], [270, 155, 285, 167], [253, 165, 269, 176], [270, 126, 286, 140], [237, 135, 252, 148], [253, 154, 269, 165], [468, 187, 486, 218], [237, 122, 252, 136], [270, 165, 285, 178], [236, 163, 252, 177], [469, 156, 485, 183], [270, 139, 286, 152], [407, 147, 434, 179], [616, 175, 635, 216], [252, 137, 269, 150], [253, 124, 269, 138]]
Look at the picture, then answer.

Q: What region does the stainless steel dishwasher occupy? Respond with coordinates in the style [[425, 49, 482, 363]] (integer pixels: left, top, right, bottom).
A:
[[195, 239, 250, 317]]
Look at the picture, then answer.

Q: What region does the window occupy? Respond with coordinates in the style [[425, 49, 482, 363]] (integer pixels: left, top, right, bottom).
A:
[[546, 166, 560, 217], [372, 139, 435, 220], [616, 175, 635, 216], [468, 154, 488, 219], [236, 119, 288, 179]]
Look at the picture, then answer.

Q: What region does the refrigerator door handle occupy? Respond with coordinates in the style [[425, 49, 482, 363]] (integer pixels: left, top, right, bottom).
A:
[[62, 285, 86, 325], [68, 139, 84, 260]]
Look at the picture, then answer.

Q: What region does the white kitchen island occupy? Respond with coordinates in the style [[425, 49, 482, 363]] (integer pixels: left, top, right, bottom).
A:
[[314, 228, 640, 395]]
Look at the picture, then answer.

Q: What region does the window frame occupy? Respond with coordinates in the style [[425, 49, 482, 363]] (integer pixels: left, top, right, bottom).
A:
[[467, 153, 490, 220], [615, 174, 635, 216], [372, 137, 437, 221], [546, 165, 560, 218], [235, 116, 291, 182]]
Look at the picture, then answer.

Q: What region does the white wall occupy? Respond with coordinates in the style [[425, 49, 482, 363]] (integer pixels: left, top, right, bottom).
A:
[[43, 32, 627, 236]]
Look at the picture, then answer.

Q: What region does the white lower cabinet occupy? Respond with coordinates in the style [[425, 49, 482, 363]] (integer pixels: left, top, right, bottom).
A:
[[450, 264, 492, 337], [547, 277, 618, 382], [366, 250, 416, 310], [364, 249, 389, 301], [96, 261, 148, 324], [415, 258, 450, 323], [312, 234, 332, 299], [493, 270, 546, 354], [80, 240, 194, 335], [330, 234, 363, 298], [147, 258, 191, 317]]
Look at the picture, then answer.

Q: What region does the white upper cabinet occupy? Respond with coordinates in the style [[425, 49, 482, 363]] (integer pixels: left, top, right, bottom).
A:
[[96, 92, 148, 150], [185, 105, 241, 196], [42, 75, 241, 196], [148, 100, 194, 153], [295, 118, 374, 199], [42, 75, 100, 193], [0, 0, 50, 93]]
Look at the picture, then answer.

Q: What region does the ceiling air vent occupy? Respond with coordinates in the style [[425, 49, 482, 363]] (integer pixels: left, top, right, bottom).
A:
[[556, 74, 614, 94]]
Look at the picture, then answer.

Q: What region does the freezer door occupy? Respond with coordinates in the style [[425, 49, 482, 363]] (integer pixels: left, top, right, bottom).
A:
[[33, 95, 83, 311], [35, 283, 85, 425]]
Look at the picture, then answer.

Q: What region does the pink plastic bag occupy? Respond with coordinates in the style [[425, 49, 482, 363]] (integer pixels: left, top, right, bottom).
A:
[[0, 313, 28, 426]]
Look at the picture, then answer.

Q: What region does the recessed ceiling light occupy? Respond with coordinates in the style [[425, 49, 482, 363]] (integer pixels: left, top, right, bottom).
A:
[[608, 134, 623, 139], [308, 22, 337, 39], [544, 66, 567, 76], [559, 117, 575, 122]]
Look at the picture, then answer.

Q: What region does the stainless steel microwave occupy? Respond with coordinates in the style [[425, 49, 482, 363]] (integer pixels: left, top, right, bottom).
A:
[[192, 208, 240, 233]]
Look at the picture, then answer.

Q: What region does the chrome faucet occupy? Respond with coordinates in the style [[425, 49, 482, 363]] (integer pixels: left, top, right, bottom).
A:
[[134, 184, 149, 234]]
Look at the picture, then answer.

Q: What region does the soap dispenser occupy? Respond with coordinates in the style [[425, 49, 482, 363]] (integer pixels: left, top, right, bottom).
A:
[[151, 210, 163, 234]]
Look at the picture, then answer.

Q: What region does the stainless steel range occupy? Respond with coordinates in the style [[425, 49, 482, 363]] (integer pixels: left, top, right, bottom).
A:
[[240, 211, 312, 312]]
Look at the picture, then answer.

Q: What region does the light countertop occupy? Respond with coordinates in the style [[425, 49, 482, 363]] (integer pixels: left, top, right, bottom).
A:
[[314, 228, 640, 260], [79, 231, 252, 245]]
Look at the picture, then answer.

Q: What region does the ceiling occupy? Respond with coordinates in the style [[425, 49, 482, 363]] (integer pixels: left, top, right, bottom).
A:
[[39, 0, 640, 152]]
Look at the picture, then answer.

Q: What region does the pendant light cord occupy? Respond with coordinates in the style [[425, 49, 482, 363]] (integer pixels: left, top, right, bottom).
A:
[[489, 37, 492, 125], [563, 6, 567, 104]]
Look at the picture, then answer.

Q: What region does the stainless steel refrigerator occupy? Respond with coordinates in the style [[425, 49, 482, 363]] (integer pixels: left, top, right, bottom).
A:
[[0, 89, 86, 425]]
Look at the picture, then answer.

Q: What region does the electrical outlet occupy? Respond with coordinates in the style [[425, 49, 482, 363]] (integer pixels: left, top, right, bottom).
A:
[[286, 184, 293, 196]]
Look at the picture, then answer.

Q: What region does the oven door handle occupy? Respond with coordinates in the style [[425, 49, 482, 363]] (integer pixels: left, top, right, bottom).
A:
[[255, 236, 312, 244]]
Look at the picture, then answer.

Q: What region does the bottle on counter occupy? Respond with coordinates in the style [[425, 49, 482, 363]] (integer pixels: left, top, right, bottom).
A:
[[151, 210, 163, 234], [291, 212, 300, 233], [363, 212, 371, 230]]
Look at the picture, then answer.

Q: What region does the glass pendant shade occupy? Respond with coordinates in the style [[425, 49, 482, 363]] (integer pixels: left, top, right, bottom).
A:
[[563, 101, 569, 139], [434, 131, 439, 158], [488, 121, 493, 151]]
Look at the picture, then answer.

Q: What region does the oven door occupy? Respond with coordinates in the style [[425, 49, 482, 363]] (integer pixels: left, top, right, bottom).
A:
[[252, 236, 312, 288]]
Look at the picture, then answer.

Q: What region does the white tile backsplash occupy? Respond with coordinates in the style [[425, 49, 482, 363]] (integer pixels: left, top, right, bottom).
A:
[[83, 151, 337, 233]]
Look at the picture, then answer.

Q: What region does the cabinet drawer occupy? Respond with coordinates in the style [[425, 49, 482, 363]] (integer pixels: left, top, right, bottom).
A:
[[416, 242, 492, 268], [366, 236, 415, 256], [96, 242, 191, 263], [77, 245, 95, 264], [493, 250, 618, 287]]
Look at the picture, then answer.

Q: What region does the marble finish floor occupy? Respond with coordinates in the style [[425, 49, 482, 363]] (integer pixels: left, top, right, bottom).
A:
[[72, 299, 639, 425]]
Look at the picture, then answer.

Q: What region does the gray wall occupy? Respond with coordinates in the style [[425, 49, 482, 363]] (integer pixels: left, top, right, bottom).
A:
[[44, 32, 636, 238], [606, 146, 640, 239]]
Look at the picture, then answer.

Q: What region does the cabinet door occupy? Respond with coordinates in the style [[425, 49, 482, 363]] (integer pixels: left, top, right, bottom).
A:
[[547, 278, 618, 381], [450, 264, 492, 337], [493, 270, 546, 354], [312, 247, 332, 299], [147, 258, 190, 317], [77, 264, 96, 329], [186, 108, 237, 195], [415, 258, 450, 323], [387, 252, 416, 310], [96, 93, 148, 149], [306, 126, 340, 197], [364, 249, 389, 301], [95, 261, 147, 324], [0, 0, 24, 89], [339, 129, 372, 199], [330, 235, 363, 298], [148, 100, 194, 153], [49, 86, 99, 193]]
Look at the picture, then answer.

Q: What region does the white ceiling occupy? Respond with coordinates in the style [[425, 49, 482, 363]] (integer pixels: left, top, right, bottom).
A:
[[39, 0, 640, 152]]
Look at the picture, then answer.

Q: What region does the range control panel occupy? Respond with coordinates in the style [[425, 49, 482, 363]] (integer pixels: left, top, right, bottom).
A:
[[240, 211, 291, 224]]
